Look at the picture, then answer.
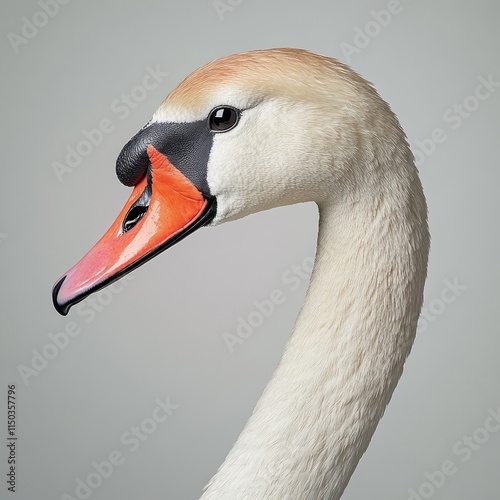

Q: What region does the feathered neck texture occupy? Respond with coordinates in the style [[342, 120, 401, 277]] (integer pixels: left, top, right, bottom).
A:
[[200, 130, 429, 499]]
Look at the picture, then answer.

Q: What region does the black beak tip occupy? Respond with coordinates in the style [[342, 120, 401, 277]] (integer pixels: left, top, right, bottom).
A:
[[52, 276, 69, 316]]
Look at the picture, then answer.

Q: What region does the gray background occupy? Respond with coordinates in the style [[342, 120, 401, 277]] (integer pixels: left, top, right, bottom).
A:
[[1, 1, 499, 499]]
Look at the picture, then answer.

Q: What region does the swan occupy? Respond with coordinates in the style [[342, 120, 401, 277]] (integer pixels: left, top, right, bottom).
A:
[[52, 48, 429, 500]]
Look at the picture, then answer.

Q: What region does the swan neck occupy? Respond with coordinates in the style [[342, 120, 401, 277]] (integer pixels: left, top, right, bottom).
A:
[[201, 167, 428, 499]]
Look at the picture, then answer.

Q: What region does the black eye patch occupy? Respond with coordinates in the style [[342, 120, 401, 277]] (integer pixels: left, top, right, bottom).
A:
[[116, 120, 214, 195]]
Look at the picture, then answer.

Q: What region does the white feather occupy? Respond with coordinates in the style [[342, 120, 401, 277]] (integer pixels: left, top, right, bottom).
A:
[[155, 48, 429, 500]]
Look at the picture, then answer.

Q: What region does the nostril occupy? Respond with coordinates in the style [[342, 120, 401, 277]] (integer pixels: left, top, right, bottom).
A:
[[123, 205, 148, 233]]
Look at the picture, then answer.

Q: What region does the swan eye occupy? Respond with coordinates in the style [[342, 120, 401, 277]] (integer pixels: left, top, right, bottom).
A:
[[208, 106, 239, 132]]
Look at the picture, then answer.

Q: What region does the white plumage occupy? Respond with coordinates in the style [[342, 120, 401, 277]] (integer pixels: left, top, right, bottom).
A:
[[152, 49, 429, 499], [54, 48, 430, 499]]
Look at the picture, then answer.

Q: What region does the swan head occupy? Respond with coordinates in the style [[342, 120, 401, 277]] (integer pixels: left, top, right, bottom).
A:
[[53, 48, 408, 315]]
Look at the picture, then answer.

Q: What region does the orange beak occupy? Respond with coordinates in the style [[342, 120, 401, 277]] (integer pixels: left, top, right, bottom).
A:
[[52, 145, 216, 315]]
